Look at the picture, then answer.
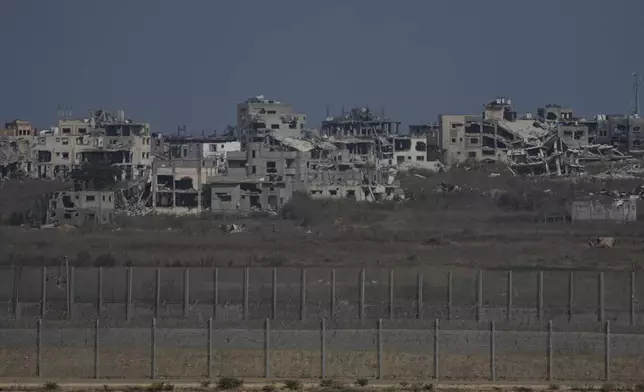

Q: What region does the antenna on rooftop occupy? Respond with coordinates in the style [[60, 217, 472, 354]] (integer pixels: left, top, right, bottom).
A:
[[325, 104, 330, 118], [633, 72, 642, 117]]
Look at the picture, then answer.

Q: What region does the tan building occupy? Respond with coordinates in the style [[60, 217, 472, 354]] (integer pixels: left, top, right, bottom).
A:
[[34, 111, 151, 180], [439, 97, 550, 165], [236, 95, 307, 141]]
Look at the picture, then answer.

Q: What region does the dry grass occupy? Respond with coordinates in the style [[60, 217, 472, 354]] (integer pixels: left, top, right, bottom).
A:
[[2, 170, 644, 270]]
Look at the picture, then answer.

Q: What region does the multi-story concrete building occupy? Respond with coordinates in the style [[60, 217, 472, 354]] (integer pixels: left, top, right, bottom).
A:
[[439, 97, 550, 165], [47, 190, 116, 225], [585, 114, 644, 153], [33, 110, 152, 180], [236, 95, 307, 142], [321, 107, 402, 167], [0, 120, 35, 176]]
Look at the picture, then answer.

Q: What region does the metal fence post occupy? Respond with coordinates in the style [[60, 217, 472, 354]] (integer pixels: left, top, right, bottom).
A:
[[301, 268, 307, 321], [213, 268, 219, 320], [207, 318, 213, 379], [389, 269, 395, 320], [489, 320, 496, 381], [547, 320, 553, 381], [264, 318, 271, 378], [434, 319, 439, 381], [359, 268, 365, 320], [631, 271, 636, 327], [36, 318, 42, 377], [126, 266, 133, 321], [320, 318, 327, 379], [477, 269, 483, 322], [568, 272, 574, 323], [507, 271, 513, 321], [97, 267, 103, 317], [243, 268, 250, 320], [598, 272, 605, 323], [151, 268, 159, 319], [94, 318, 100, 379], [417, 270, 423, 320], [150, 318, 156, 379], [69, 266, 75, 320], [537, 271, 544, 322], [447, 271, 452, 321], [330, 269, 336, 320], [40, 266, 47, 319], [12, 266, 20, 320], [604, 320, 610, 381], [272, 268, 277, 320], [377, 318, 383, 379], [243, 267, 250, 320], [65, 258, 70, 321], [183, 267, 190, 318]]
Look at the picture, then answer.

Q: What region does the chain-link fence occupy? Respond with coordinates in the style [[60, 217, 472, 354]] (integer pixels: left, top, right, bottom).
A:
[[1, 319, 642, 381], [0, 266, 640, 326]]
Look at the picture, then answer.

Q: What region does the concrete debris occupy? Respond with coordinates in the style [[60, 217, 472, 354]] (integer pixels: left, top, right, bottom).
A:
[[434, 182, 461, 193], [219, 223, 247, 233], [507, 135, 583, 176], [397, 161, 445, 173], [589, 237, 616, 248]]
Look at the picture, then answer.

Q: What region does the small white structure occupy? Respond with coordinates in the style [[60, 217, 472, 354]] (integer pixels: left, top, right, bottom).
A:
[[572, 200, 637, 222]]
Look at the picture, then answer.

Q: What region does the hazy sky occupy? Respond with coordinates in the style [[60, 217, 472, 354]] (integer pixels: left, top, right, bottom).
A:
[[1, 0, 643, 134]]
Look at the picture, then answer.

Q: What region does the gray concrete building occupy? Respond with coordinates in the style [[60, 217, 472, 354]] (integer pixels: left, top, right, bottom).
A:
[[47, 190, 116, 225], [585, 115, 644, 153]]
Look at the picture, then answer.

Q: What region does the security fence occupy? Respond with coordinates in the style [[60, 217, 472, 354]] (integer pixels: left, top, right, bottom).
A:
[[0, 266, 641, 326], [0, 319, 642, 382]]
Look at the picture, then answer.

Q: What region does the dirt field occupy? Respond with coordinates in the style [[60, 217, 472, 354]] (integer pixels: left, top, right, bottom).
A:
[[0, 346, 630, 381], [1, 167, 644, 270]]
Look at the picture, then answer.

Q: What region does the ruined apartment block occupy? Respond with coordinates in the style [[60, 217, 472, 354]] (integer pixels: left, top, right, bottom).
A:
[[321, 107, 402, 166], [47, 190, 115, 226], [585, 115, 644, 152], [34, 110, 152, 180], [237, 95, 307, 142], [0, 120, 35, 177]]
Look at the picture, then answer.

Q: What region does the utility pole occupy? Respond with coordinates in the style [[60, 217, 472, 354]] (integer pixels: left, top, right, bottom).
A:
[[634, 72, 642, 117]]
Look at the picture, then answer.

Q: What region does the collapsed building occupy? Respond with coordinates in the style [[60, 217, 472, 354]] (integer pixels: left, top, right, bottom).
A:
[[149, 100, 406, 215], [0, 120, 36, 177], [439, 97, 633, 175]]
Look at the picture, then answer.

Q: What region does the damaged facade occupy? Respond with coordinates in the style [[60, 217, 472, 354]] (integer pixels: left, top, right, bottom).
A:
[[33, 110, 152, 180], [47, 190, 115, 226], [439, 97, 634, 176], [0, 120, 35, 177]]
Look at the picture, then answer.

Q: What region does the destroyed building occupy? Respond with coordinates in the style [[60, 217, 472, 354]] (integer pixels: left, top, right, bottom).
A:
[[321, 107, 402, 166], [236, 95, 307, 142], [33, 109, 152, 180], [47, 190, 115, 226], [583, 115, 644, 153], [0, 120, 36, 177], [439, 97, 552, 164]]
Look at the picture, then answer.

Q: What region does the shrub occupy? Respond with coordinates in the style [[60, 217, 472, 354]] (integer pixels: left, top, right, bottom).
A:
[[217, 378, 244, 390], [320, 379, 335, 388], [148, 382, 174, 391], [43, 382, 59, 391], [283, 380, 303, 391], [355, 379, 369, 387], [262, 385, 278, 392], [200, 380, 212, 388]]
